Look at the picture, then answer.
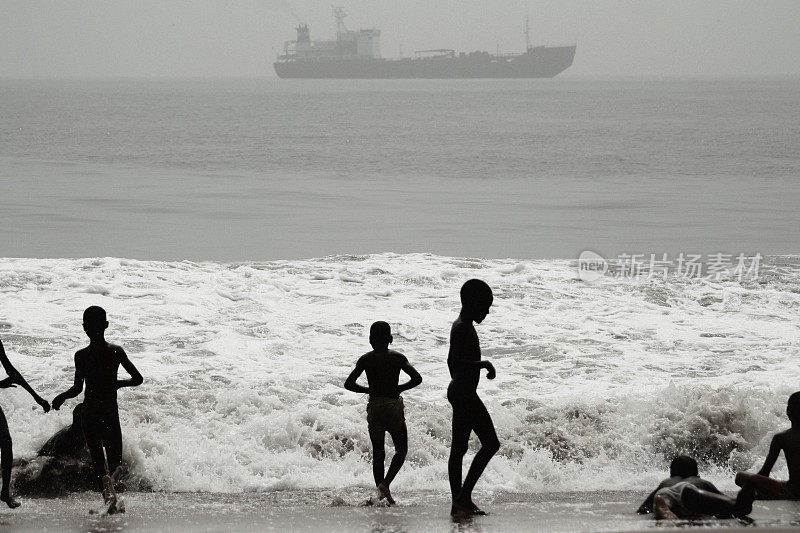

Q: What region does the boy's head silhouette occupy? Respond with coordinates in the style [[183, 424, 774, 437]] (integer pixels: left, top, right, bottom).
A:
[[669, 455, 698, 478], [460, 279, 493, 323], [82, 306, 108, 341], [787, 392, 800, 424], [369, 321, 393, 350]]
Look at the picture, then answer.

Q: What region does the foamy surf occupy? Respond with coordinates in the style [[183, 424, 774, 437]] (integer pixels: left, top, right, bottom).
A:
[[0, 253, 798, 493]]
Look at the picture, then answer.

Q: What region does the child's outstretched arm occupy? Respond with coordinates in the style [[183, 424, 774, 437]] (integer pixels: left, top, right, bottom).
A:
[[116, 346, 143, 389], [397, 361, 422, 393], [0, 340, 50, 412], [344, 360, 369, 394], [52, 353, 85, 410]]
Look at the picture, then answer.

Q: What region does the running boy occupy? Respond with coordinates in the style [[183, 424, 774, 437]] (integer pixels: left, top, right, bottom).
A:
[[447, 279, 500, 517], [52, 306, 143, 507], [735, 391, 800, 514], [0, 339, 50, 508], [344, 321, 422, 505]]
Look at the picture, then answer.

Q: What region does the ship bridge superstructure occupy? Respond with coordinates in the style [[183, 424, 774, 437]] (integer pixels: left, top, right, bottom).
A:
[[278, 7, 381, 62]]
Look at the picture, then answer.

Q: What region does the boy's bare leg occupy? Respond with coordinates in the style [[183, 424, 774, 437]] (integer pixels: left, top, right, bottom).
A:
[[735, 472, 750, 487], [102, 475, 117, 507], [735, 473, 783, 516], [0, 446, 19, 508], [448, 414, 471, 515], [0, 409, 19, 509], [736, 473, 783, 495], [454, 398, 499, 514], [653, 495, 679, 520], [682, 484, 737, 518], [369, 430, 386, 499], [378, 424, 407, 505]]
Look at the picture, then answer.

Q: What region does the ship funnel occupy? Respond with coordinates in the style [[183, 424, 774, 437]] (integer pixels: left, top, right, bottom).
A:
[[296, 24, 310, 43]]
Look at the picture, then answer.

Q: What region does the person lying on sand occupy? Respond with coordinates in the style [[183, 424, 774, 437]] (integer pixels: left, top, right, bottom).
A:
[[735, 391, 800, 514], [447, 279, 499, 517], [637, 455, 743, 519], [344, 321, 422, 505], [52, 306, 143, 511], [0, 339, 50, 508]]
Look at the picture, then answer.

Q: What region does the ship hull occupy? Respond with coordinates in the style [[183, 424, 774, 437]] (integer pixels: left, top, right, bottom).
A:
[[274, 45, 576, 79]]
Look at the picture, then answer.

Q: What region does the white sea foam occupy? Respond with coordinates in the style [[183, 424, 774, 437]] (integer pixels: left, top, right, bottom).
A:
[[0, 254, 798, 493]]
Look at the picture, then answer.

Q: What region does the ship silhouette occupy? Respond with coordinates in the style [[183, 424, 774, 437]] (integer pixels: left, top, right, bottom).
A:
[[274, 8, 576, 79]]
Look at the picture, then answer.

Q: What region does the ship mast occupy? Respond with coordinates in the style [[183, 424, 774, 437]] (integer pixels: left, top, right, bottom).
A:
[[524, 15, 532, 50], [332, 6, 347, 36]]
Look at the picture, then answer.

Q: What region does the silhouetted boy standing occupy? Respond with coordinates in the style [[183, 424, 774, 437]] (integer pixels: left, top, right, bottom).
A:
[[447, 279, 499, 517], [345, 321, 422, 505]]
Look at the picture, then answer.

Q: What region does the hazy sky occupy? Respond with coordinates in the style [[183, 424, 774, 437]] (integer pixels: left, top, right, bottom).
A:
[[3, 0, 800, 78]]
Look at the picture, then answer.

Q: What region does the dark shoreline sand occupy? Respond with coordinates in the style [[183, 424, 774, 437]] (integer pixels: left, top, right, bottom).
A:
[[1, 490, 799, 532]]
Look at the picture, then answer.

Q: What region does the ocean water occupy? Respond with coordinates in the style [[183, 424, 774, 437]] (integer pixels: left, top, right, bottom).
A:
[[1, 78, 799, 260], [1, 78, 799, 496], [1, 254, 799, 493]]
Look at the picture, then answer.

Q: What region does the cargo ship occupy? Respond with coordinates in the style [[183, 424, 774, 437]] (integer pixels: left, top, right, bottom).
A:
[[274, 8, 576, 79]]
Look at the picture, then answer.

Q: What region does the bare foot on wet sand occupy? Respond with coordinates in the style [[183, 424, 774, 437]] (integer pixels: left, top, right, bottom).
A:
[[1, 492, 20, 509], [377, 483, 396, 506], [654, 494, 679, 520], [102, 475, 120, 514]]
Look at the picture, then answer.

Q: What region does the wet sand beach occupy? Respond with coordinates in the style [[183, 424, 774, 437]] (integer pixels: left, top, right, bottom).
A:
[[1, 490, 799, 532]]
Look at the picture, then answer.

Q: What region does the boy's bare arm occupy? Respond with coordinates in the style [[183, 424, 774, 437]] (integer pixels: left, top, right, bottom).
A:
[[0, 340, 50, 411], [52, 353, 85, 410], [451, 323, 496, 377], [116, 346, 144, 389], [757, 434, 783, 476], [344, 361, 369, 394], [397, 362, 422, 392]]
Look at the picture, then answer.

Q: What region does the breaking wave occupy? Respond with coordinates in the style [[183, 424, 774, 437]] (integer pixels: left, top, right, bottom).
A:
[[0, 253, 798, 492]]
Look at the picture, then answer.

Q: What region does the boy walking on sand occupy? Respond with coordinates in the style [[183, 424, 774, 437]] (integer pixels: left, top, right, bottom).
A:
[[735, 391, 800, 514], [52, 306, 143, 510], [0, 339, 50, 508], [344, 321, 422, 505], [447, 279, 500, 517]]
